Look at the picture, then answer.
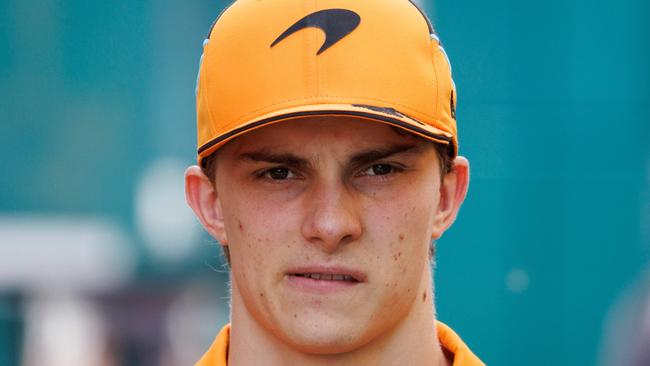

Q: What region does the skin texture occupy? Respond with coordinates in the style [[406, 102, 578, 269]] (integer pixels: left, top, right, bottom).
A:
[[185, 116, 469, 366]]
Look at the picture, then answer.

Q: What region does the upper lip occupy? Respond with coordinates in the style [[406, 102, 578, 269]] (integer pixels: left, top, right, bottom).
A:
[[286, 265, 367, 282]]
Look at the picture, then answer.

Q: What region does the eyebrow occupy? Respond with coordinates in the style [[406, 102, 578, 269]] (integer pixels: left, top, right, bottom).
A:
[[237, 144, 420, 169], [238, 150, 311, 170], [348, 144, 420, 167]]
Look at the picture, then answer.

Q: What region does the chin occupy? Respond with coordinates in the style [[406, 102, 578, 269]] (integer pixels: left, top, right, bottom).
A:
[[278, 316, 372, 355], [286, 333, 366, 355]]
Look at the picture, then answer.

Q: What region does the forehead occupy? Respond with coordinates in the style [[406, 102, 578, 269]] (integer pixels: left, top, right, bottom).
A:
[[218, 116, 429, 157]]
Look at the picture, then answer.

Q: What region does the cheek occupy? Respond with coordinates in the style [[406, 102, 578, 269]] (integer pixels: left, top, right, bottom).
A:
[[363, 185, 437, 292], [225, 211, 291, 314], [222, 187, 294, 244], [367, 181, 438, 245], [221, 192, 301, 281], [226, 212, 285, 274]]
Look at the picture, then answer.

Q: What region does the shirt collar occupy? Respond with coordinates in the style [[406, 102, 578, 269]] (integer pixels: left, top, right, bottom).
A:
[[196, 321, 484, 366]]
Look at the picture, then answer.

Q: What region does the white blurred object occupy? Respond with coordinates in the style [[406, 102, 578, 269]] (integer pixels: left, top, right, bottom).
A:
[[22, 293, 112, 366], [135, 157, 201, 264], [506, 268, 529, 294], [0, 216, 135, 292], [164, 283, 230, 365]]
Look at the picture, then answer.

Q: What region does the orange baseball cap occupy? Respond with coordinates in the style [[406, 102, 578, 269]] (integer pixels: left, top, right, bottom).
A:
[[195, 0, 457, 166]]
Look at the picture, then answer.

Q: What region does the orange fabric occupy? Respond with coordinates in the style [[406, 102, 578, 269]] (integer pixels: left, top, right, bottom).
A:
[[195, 321, 484, 366], [436, 322, 485, 366], [195, 323, 230, 366], [196, 0, 458, 165]]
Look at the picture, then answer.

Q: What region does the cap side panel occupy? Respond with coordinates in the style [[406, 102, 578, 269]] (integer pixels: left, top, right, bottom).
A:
[[431, 37, 440, 134], [196, 42, 217, 149], [202, 41, 219, 139], [198, 0, 239, 149], [431, 37, 458, 155]]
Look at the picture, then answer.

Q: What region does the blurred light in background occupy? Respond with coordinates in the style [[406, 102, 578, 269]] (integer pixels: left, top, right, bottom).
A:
[[0, 216, 134, 292], [135, 157, 200, 264], [22, 294, 109, 366]]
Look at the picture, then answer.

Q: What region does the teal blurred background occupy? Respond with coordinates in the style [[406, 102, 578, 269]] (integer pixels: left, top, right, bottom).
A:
[[1, 0, 648, 365]]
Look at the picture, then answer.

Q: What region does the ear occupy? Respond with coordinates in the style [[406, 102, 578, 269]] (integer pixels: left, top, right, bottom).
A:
[[431, 156, 470, 240], [185, 165, 229, 246]]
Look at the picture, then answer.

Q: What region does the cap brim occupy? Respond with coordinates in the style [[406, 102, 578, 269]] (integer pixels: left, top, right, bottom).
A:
[[198, 103, 454, 166]]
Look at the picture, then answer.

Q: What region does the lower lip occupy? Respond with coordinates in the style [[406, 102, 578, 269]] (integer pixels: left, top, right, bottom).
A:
[[285, 275, 361, 293]]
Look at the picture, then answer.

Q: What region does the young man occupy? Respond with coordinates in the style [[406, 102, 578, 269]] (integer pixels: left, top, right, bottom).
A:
[[185, 0, 484, 365]]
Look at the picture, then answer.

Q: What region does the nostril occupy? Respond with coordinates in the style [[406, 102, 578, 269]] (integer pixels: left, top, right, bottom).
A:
[[339, 234, 356, 246]]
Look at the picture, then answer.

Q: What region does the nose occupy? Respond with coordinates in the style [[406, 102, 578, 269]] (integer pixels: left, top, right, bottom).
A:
[[300, 180, 363, 253]]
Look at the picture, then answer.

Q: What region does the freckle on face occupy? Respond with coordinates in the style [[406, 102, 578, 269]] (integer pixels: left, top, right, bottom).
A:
[[211, 117, 442, 351]]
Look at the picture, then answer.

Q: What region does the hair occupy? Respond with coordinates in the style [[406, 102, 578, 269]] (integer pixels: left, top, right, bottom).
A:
[[200, 135, 454, 267]]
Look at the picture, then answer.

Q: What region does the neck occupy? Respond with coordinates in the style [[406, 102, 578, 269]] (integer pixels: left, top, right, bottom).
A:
[[228, 271, 450, 366]]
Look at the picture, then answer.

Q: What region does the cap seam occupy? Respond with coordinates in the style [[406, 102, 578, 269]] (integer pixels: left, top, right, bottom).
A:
[[431, 38, 440, 126], [305, 0, 317, 97], [311, 0, 320, 95]]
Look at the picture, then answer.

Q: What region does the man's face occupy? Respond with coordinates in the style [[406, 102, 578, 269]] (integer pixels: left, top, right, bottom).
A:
[[213, 117, 444, 353]]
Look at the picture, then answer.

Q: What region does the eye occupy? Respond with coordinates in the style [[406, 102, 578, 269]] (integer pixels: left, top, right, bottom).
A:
[[362, 164, 401, 176], [264, 167, 295, 180]]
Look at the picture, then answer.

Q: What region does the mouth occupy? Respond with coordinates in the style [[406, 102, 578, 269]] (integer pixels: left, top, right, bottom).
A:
[[285, 267, 366, 292], [289, 273, 359, 282]]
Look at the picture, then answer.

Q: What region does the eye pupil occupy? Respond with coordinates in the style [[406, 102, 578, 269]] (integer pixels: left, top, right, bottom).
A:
[[372, 164, 392, 175], [269, 168, 289, 180]]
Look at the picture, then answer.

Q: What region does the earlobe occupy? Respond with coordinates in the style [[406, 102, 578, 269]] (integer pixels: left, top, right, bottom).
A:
[[185, 165, 229, 245], [431, 156, 470, 239]]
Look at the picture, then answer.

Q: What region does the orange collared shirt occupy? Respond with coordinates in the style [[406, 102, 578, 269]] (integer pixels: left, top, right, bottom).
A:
[[195, 321, 484, 366]]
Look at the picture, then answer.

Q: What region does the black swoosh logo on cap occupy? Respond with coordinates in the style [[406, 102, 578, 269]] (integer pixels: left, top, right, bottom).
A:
[[271, 9, 361, 55]]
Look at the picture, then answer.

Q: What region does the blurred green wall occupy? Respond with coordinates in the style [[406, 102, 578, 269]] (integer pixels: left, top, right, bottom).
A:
[[431, 0, 650, 365], [1, 0, 648, 365]]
